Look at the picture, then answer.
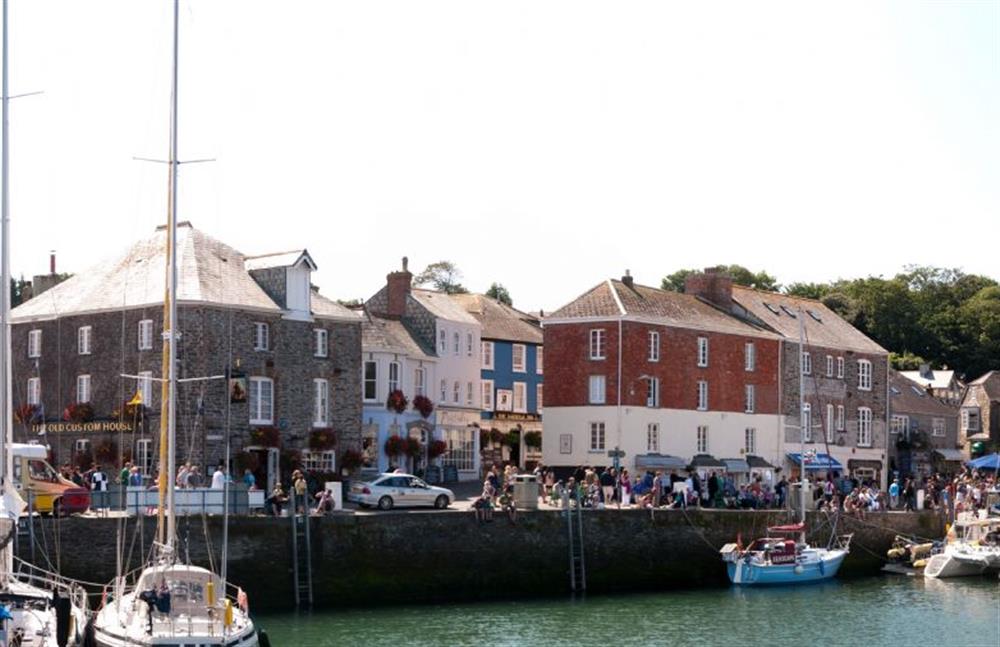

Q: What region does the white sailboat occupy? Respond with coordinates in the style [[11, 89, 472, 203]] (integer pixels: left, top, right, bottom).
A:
[[923, 515, 1000, 579], [0, 1, 90, 644], [91, 2, 260, 645]]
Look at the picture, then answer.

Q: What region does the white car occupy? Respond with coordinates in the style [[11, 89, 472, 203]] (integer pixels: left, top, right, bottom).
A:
[[348, 473, 455, 510]]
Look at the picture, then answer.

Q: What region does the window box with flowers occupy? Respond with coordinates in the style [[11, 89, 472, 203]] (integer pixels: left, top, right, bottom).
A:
[[386, 390, 409, 414], [14, 404, 41, 425], [403, 437, 423, 459], [412, 395, 434, 419], [249, 427, 281, 448], [340, 449, 363, 473], [384, 435, 405, 458], [308, 428, 336, 452], [428, 440, 448, 460], [62, 402, 95, 423]]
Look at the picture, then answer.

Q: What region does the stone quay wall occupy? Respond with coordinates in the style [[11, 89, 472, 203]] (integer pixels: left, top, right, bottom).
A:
[[17, 509, 944, 612]]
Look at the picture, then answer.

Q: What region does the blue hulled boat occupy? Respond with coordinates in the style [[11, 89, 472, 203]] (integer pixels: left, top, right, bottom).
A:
[[721, 523, 851, 585]]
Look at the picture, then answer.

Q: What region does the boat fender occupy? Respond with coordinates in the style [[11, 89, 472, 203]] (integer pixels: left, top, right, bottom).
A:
[[207, 580, 216, 607], [258, 628, 272, 647], [794, 565, 804, 575], [224, 599, 234, 627], [912, 559, 927, 569], [54, 594, 71, 647]]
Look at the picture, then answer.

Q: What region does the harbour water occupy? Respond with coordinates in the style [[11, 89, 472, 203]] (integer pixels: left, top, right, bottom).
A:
[[258, 576, 999, 646]]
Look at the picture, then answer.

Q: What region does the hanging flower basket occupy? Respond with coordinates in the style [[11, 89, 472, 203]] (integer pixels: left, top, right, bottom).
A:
[[384, 435, 405, 457], [340, 449, 363, 471], [14, 404, 40, 425], [309, 428, 336, 451], [403, 437, 423, 458], [95, 440, 117, 465], [503, 431, 520, 447], [489, 428, 504, 444], [524, 431, 542, 448], [62, 402, 95, 423], [386, 390, 409, 414], [412, 395, 434, 419], [428, 439, 448, 459], [250, 427, 280, 448]]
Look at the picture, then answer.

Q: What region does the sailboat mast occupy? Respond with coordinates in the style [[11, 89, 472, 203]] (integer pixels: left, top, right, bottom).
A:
[[0, 0, 11, 493], [798, 307, 806, 532]]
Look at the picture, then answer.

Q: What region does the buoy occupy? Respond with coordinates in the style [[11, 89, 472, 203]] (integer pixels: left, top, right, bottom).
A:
[[794, 565, 804, 575], [224, 599, 233, 627], [206, 580, 216, 607], [912, 559, 927, 569]]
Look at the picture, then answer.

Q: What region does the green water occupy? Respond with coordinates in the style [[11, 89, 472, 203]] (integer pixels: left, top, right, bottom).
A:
[[257, 576, 1000, 646]]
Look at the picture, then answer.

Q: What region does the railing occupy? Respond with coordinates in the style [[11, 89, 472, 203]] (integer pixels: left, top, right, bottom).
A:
[[120, 487, 266, 516]]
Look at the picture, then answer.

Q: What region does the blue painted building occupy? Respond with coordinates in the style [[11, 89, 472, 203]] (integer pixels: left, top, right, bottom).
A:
[[453, 295, 543, 467]]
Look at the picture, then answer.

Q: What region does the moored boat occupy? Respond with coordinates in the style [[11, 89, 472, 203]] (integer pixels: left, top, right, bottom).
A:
[[721, 523, 851, 585], [923, 515, 1000, 579]]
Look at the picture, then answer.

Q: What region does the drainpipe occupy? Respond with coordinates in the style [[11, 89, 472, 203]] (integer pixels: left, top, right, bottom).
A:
[[616, 316, 623, 467]]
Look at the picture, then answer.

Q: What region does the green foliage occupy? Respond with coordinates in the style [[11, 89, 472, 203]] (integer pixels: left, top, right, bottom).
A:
[[9, 276, 30, 307], [413, 260, 469, 294], [660, 265, 778, 293], [784, 282, 830, 299], [889, 351, 928, 371], [485, 282, 512, 306]]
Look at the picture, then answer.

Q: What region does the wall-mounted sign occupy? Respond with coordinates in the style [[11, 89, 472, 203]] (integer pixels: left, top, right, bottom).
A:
[[496, 390, 513, 412], [494, 412, 540, 422], [229, 375, 248, 403], [559, 433, 572, 454], [33, 421, 134, 434]]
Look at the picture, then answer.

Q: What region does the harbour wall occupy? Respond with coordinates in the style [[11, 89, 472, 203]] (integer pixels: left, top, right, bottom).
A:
[[16, 509, 945, 612]]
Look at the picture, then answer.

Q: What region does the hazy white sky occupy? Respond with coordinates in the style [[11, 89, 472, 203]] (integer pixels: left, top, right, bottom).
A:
[[5, 1, 998, 313]]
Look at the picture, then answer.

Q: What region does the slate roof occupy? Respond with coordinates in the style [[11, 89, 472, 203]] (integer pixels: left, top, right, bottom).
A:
[[889, 370, 958, 417], [731, 286, 886, 355], [361, 311, 435, 359], [12, 223, 355, 322], [900, 369, 960, 391], [968, 371, 1000, 400], [449, 294, 542, 344], [548, 279, 780, 339], [409, 289, 478, 324]]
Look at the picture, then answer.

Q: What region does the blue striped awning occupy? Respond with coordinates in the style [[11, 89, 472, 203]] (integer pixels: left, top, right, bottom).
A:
[[786, 452, 843, 471]]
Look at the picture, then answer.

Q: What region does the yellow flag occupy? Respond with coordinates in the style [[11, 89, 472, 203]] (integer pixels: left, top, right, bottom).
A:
[[128, 390, 143, 406]]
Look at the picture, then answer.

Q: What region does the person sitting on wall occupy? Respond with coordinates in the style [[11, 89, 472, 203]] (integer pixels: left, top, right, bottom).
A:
[[313, 488, 334, 515], [267, 483, 288, 516]]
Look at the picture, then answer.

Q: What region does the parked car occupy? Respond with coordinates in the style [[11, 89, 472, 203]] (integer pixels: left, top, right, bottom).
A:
[[11, 443, 90, 515], [348, 473, 454, 510]]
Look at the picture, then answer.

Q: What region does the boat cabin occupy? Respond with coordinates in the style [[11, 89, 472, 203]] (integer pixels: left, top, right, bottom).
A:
[[747, 538, 798, 564]]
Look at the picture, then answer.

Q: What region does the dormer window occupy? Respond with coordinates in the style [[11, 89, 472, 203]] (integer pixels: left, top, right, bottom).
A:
[[245, 249, 317, 322]]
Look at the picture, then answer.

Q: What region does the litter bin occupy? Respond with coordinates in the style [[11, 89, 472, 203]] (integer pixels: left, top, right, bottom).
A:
[[788, 482, 816, 512], [513, 474, 538, 510]]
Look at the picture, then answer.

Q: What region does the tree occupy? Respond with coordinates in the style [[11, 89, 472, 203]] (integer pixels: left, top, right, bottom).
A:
[[784, 282, 830, 299], [336, 298, 364, 308], [485, 282, 512, 306], [9, 276, 30, 307], [660, 265, 778, 293], [413, 261, 469, 294], [889, 351, 928, 371], [661, 269, 695, 292]]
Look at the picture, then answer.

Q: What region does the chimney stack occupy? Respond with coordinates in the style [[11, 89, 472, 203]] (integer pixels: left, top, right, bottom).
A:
[[49, 251, 56, 275], [386, 256, 413, 318], [621, 269, 634, 289], [684, 267, 734, 310]]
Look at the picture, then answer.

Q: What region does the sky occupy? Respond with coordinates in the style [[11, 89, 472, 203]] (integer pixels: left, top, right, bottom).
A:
[[4, 1, 998, 313]]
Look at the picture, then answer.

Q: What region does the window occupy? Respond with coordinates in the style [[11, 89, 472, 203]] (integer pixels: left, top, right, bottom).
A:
[[453, 381, 460, 404], [826, 355, 834, 377], [536, 384, 543, 412], [466, 333, 473, 357], [932, 417, 946, 437], [512, 344, 526, 372], [138, 320, 154, 350], [961, 408, 979, 431], [648, 332, 660, 362], [74, 439, 91, 455], [697, 337, 709, 367], [590, 422, 606, 451], [301, 450, 336, 473], [837, 357, 845, 379], [453, 332, 460, 356], [253, 322, 269, 351], [439, 379, 447, 403], [858, 360, 872, 391], [482, 379, 494, 411], [138, 371, 153, 409], [27, 378, 40, 406], [801, 403, 812, 442], [745, 342, 755, 371], [363, 361, 377, 401], [590, 329, 606, 360], [745, 427, 756, 454], [837, 405, 845, 431], [135, 439, 153, 475], [826, 404, 835, 443], [647, 423, 660, 452], [744, 384, 755, 413], [890, 415, 909, 438], [481, 341, 494, 369], [78, 326, 92, 355], [313, 379, 329, 426], [388, 361, 400, 393], [536, 347, 543, 374], [858, 407, 872, 447], [438, 329, 447, 354], [362, 425, 377, 469], [801, 352, 812, 375], [249, 377, 274, 424], [589, 375, 606, 404], [780, 305, 798, 318], [513, 382, 526, 412], [76, 375, 91, 403], [646, 377, 659, 408], [314, 329, 329, 357], [27, 329, 41, 358], [441, 428, 476, 471], [697, 426, 708, 453], [697, 380, 708, 411], [467, 382, 475, 406], [414, 367, 425, 397]]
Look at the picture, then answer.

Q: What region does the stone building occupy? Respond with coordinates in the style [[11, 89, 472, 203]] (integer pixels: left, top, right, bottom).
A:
[[10, 223, 362, 492], [899, 365, 965, 406], [887, 369, 962, 478], [959, 371, 1000, 456]]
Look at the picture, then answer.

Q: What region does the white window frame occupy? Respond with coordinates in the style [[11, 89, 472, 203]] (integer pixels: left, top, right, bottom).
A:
[[858, 359, 872, 391], [363, 361, 378, 402], [452, 381, 460, 404], [745, 427, 756, 454], [314, 329, 329, 358], [78, 326, 92, 355], [301, 450, 336, 473], [697, 380, 708, 411], [138, 371, 153, 409], [453, 332, 460, 356], [590, 329, 606, 360], [467, 381, 475, 406], [27, 377, 40, 406], [826, 403, 835, 443], [837, 356, 845, 379], [77, 374, 91, 404], [801, 403, 812, 442], [646, 377, 659, 408], [744, 384, 755, 414], [481, 341, 494, 370], [647, 423, 660, 452], [536, 347, 543, 374], [890, 415, 908, 436], [482, 379, 494, 411], [253, 322, 269, 352], [836, 405, 845, 431], [138, 320, 154, 351], [589, 375, 606, 405], [802, 352, 812, 376], [249, 377, 274, 425], [466, 333, 474, 357], [745, 342, 755, 372], [27, 329, 41, 358], [512, 344, 526, 373], [438, 329, 447, 354], [387, 361, 400, 393], [858, 407, 873, 447], [932, 417, 946, 437], [513, 382, 526, 412], [648, 332, 660, 362], [697, 337, 709, 367], [826, 355, 834, 377], [697, 425, 709, 453], [75, 438, 91, 455], [313, 378, 329, 427], [589, 422, 606, 452], [536, 383, 543, 412], [136, 438, 153, 475], [414, 367, 425, 397], [439, 379, 447, 403]]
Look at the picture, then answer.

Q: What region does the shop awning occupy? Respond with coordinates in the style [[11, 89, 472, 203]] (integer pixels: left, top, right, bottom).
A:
[[746, 455, 776, 470], [786, 452, 843, 471], [721, 459, 750, 473], [634, 453, 687, 471], [689, 454, 726, 469], [932, 448, 966, 462]]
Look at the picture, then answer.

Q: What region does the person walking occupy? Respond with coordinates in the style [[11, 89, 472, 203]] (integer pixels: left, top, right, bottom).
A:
[[600, 468, 615, 508], [888, 478, 900, 510]]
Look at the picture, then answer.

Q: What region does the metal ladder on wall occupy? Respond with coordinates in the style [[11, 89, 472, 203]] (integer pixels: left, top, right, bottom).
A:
[[290, 493, 314, 607], [566, 490, 586, 592]]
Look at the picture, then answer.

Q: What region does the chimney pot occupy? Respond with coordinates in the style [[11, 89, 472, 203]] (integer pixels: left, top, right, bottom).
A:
[[621, 270, 634, 288], [49, 251, 56, 275]]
